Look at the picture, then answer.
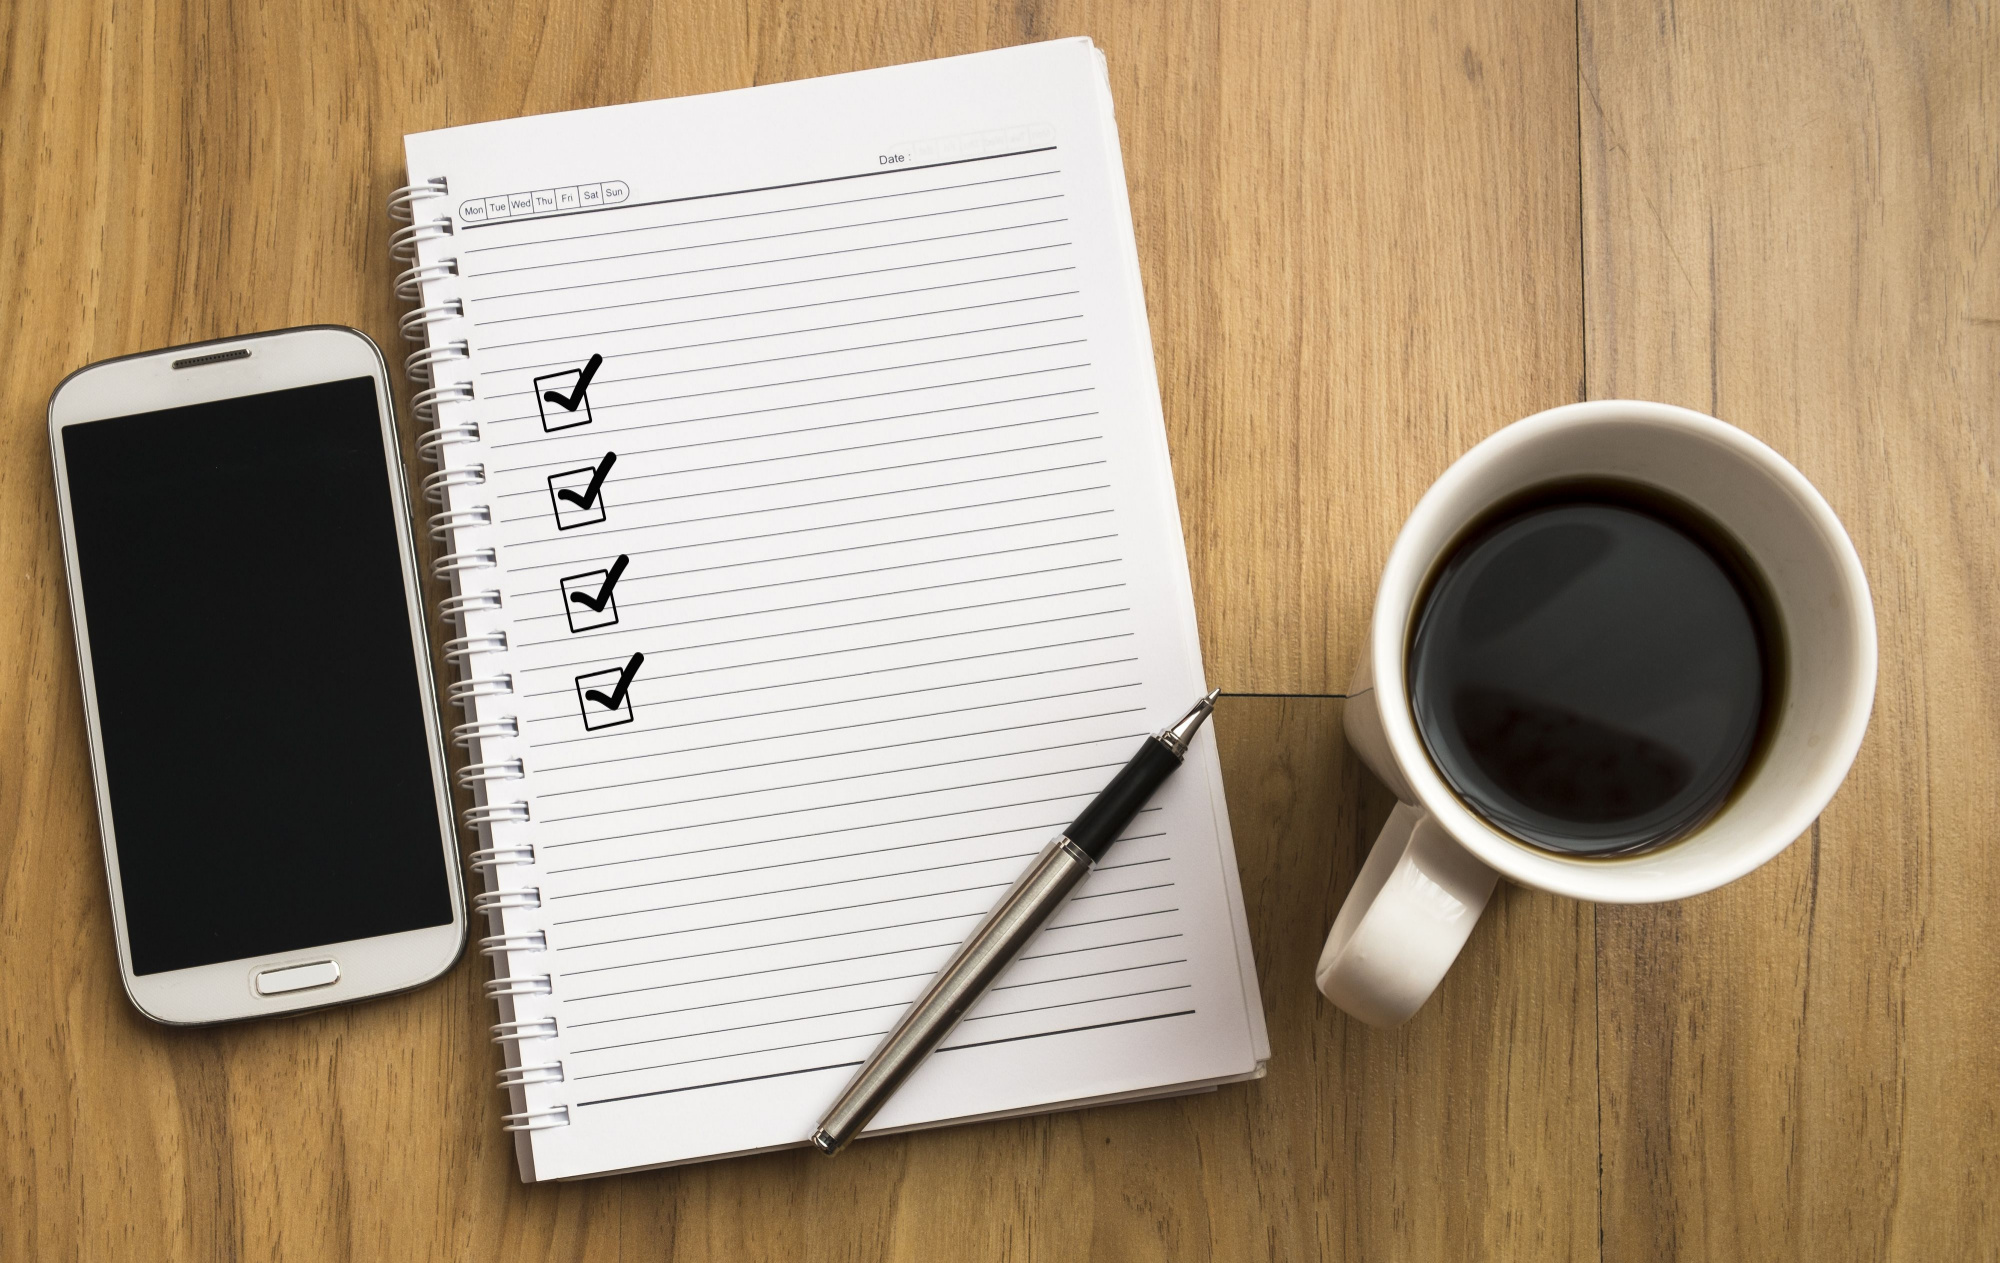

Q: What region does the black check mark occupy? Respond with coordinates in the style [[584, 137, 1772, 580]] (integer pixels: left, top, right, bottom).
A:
[[542, 353, 603, 412], [557, 451, 617, 509], [569, 554, 630, 612], [584, 652, 644, 710]]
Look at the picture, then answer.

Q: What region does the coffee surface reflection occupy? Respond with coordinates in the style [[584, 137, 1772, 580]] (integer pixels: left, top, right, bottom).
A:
[[1408, 484, 1779, 856]]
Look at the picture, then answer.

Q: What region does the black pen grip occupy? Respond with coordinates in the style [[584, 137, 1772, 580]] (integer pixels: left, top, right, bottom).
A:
[[1065, 737, 1181, 861]]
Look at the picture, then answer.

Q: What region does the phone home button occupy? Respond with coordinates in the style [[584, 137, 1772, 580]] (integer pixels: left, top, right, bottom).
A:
[[255, 959, 341, 996]]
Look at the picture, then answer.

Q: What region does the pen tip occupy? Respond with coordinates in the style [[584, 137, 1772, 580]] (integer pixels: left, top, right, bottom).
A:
[[1161, 689, 1220, 756]]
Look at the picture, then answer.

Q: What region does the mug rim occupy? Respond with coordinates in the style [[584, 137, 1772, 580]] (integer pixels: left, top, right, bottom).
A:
[[1369, 399, 1878, 903]]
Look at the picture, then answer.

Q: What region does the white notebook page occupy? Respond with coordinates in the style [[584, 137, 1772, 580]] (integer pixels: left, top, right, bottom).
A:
[[407, 38, 1265, 1180]]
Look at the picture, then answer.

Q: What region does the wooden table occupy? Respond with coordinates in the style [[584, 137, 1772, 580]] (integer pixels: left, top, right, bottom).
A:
[[4, 2, 1995, 1258]]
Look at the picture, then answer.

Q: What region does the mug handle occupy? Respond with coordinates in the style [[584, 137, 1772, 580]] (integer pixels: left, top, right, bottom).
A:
[[1315, 801, 1499, 1026]]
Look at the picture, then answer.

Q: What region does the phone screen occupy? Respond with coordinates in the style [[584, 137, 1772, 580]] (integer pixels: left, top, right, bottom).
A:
[[61, 376, 454, 976]]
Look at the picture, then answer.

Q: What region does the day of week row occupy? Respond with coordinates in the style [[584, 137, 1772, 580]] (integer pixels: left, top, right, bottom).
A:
[[460, 181, 631, 222]]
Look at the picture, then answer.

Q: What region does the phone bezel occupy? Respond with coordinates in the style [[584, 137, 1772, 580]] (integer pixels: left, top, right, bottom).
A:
[[47, 325, 466, 1024]]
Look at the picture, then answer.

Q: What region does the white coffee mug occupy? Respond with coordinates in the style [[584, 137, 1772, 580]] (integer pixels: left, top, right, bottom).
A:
[[1317, 400, 1876, 1026]]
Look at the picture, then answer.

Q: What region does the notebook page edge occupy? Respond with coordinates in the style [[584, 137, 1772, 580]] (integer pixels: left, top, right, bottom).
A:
[[1081, 45, 1270, 1064]]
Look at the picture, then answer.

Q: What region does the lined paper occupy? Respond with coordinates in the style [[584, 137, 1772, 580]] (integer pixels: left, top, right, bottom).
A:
[[408, 38, 1264, 1180]]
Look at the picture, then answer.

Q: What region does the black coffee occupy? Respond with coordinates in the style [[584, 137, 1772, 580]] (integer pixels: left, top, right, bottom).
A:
[[1408, 481, 1780, 856]]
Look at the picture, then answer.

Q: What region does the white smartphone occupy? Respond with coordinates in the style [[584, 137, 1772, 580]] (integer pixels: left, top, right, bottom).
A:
[[48, 326, 465, 1024]]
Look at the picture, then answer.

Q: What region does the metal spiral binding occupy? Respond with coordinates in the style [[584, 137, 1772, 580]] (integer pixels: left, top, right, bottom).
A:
[[486, 974, 555, 999], [443, 631, 509, 663], [458, 758, 526, 788], [446, 675, 512, 708], [498, 1062, 565, 1088], [429, 506, 492, 539], [389, 219, 452, 263], [473, 887, 542, 915], [502, 1106, 571, 1133], [386, 176, 448, 223], [440, 590, 504, 626], [419, 464, 485, 506], [433, 550, 498, 583], [406, 339, 469, 388], [391, 174, 566, 1132], [481, 932, 548, 957], [469, 841, 535, 872], [492, 1016, 559, 1042], [399, 299, 463, 343], [411, 380, 475, 428], [394, 260, 458, 302], [417, 427, 480, 467], [453, 716, 518, 746], [465, 801, 531, 827]]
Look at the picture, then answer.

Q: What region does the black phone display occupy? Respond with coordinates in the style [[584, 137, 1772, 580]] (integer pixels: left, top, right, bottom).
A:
[[60, 376, 454, 976]]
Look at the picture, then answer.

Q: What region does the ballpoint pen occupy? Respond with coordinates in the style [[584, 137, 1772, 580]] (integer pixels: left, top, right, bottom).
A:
[[809, 687, 1221, 1155]]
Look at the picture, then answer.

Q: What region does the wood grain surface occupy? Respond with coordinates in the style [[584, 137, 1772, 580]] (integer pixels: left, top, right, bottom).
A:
[[1579, 1, 2000, 1256], [1, 0, 1993, 1259]]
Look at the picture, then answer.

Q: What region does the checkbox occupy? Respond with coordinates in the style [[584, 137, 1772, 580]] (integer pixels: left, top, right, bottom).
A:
[[535, 367, 594, 432], [560, 569, 621, 633], [548, 465, 610, 530], [574, 666, 636, 730]]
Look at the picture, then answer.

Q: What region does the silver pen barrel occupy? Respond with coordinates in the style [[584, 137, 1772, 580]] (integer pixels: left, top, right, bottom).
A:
[[809, 835, 1094, 1154]]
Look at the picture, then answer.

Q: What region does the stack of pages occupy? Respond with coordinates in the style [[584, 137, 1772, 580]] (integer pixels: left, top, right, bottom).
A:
[[394, 36, 1266, 1180]]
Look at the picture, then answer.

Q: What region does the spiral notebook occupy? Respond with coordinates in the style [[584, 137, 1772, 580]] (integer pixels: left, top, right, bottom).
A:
[[390, 37, 1267, 1181]]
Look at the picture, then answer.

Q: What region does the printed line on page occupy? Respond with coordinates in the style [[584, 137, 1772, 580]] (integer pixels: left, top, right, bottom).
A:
[[454, 145, 1059, 235], [558, 923, 1179, 993], [502, 493, 1111, 579], [551, 849, 1051, 928], [516, 572, 1124, 680], [484, 316, 1084, 403], [481, 339, 1090, 432], [537, 728, 1146, 807], [473, 218, 1071, 305], [556, 879, 1176, 955], [485, 292, 1082, 378], [470, 195, 1066, 282], [553, 872, 1174, 962], [541, 783, 1162, 879], [519, 546, 1119, 639], [530, 675, 1134, 759], [470, 243, 1074, 328], [498, 440, 1106, 532], [550, 825, 1166, 905], [488, 369, 1093, 454], [499, 470, 1111, 557], [559, 912, 985, 976], [523, 638, 1132, 729], [556, 903, 1171, 1006], [535, 694, 1142, 779], [513, 539, 1118, 639], [561, 878, 1017, 950], [537, 754, 1133, 828], [476, 268, 1078, 354], [562, 898, 1179, 959], [558, 860, 1171, 968], [491, 405, 1097, 486], [569, 1009, 1194, 1110], [545, 801, 1162, 882], [526, 663, 1136, 745], [516, 583, 1128, 675], [530, 633, 1138, 746], [461, 168, 1062, 258], [568, 957, 1188, 1053], [566, 986, 1194, 1081]]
